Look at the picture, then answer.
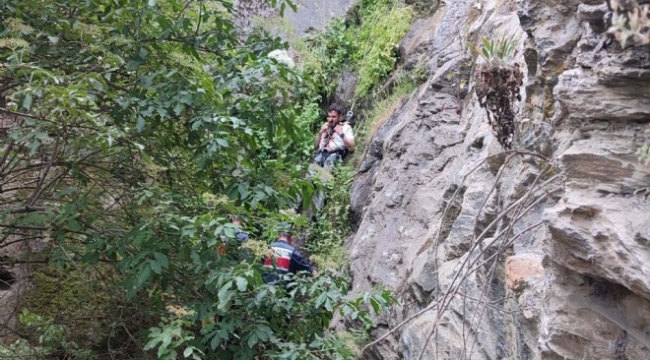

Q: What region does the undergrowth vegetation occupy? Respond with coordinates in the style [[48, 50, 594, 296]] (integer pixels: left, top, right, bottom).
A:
[[352, 1, 414, 97], [298, 0, 414, 101], [253, 0, 420, 171], [307, 165, 355, 271]]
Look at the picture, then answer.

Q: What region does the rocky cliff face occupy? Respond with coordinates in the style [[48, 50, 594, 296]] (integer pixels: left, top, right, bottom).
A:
[[348, 0, 650, 359]]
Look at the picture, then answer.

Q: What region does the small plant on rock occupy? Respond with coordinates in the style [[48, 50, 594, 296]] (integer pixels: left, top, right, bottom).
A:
[[470, 35, 523, 149], [607, 0, 650, 48], [469, 36, 517, 65]]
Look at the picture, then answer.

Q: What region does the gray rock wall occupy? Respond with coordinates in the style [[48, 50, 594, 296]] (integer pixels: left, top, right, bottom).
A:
[[348, 1, 650, 359]]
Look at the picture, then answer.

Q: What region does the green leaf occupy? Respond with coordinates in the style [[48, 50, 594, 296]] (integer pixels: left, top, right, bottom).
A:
[[137, 264, 152, 286], [150, 259, 162, 275], [218, 293, 233, 312], [216, 138, 229, 147], [481, 37, 490, 52], [153, 252, 169, 268], [255, 324, 272, 342], [370, 297, 380, 313], [247, 333, 258, 348], [235, 276, 248, 291], [315, 292, 327, 308], [22, 94, 33, 111], [183, 347, 194, 357], [174, 102, 183, 115], [210, 334, 220, 350], [287, 0, 297, 12], [482, 47, 490, 60], [144, 328, 162, 350], [324, 297, 333, 311], [88, 77, 104, 91], [218, 281, 233, 299], [218, 281, 234, 311], [67, 219, 81, 231], [136, 116, 146, 132]]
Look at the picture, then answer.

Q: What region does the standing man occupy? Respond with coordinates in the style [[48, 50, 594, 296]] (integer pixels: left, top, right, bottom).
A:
[[263, 223, 315, 283], [314, 104, 355, 172]]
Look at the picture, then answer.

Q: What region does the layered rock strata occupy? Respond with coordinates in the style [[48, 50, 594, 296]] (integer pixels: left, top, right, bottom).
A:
[[348, 0, 650, 359]]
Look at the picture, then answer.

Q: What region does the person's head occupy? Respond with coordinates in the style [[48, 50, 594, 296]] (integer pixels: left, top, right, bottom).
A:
[[327, 104, 344, 126], [277, 222, 294, 244], [228, 214, 243, 227]]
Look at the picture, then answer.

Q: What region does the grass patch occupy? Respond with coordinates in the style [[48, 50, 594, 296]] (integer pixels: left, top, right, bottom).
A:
[[351, 78, 416, 167], [353, 1, 414, 97]]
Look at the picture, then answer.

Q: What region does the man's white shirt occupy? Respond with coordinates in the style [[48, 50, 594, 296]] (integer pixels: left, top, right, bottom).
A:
[[325, 123, 354, 152]]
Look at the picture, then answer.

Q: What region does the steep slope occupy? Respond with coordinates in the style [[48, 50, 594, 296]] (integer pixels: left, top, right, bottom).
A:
[[348, 0, 650, 359]]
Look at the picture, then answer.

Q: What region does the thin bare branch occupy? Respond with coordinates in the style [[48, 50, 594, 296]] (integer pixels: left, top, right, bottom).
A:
[[0, 223, 47, 231], [28, 137, 60, 207], [418, 182, 559, 359]]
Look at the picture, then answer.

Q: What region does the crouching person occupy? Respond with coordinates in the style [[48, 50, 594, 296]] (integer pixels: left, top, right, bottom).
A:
[[313, 104, 355, 172], [263, 223, 316, 283]]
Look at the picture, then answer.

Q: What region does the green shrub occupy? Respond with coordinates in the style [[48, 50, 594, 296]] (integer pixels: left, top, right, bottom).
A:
[[1, 0, 400, 357], [307, 165, 355, 271], [470, 34, 523, 149], [296, 0, 414, 100], [302, 19, 358, 98], [354, 2, 414, 97], [0, 310, 93, 359]]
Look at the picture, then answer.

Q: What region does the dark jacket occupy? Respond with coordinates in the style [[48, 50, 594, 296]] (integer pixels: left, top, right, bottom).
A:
[[263, 240, 313, 283], [236, 231, 249, 242]]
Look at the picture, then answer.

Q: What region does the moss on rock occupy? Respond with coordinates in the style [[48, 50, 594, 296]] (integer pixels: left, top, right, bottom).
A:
[[20, 264, 114, 348]]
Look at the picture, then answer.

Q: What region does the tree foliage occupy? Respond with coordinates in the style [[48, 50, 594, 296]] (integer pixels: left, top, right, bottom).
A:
[[299, 0, 413, 101], [0, 0, 391, 358]]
